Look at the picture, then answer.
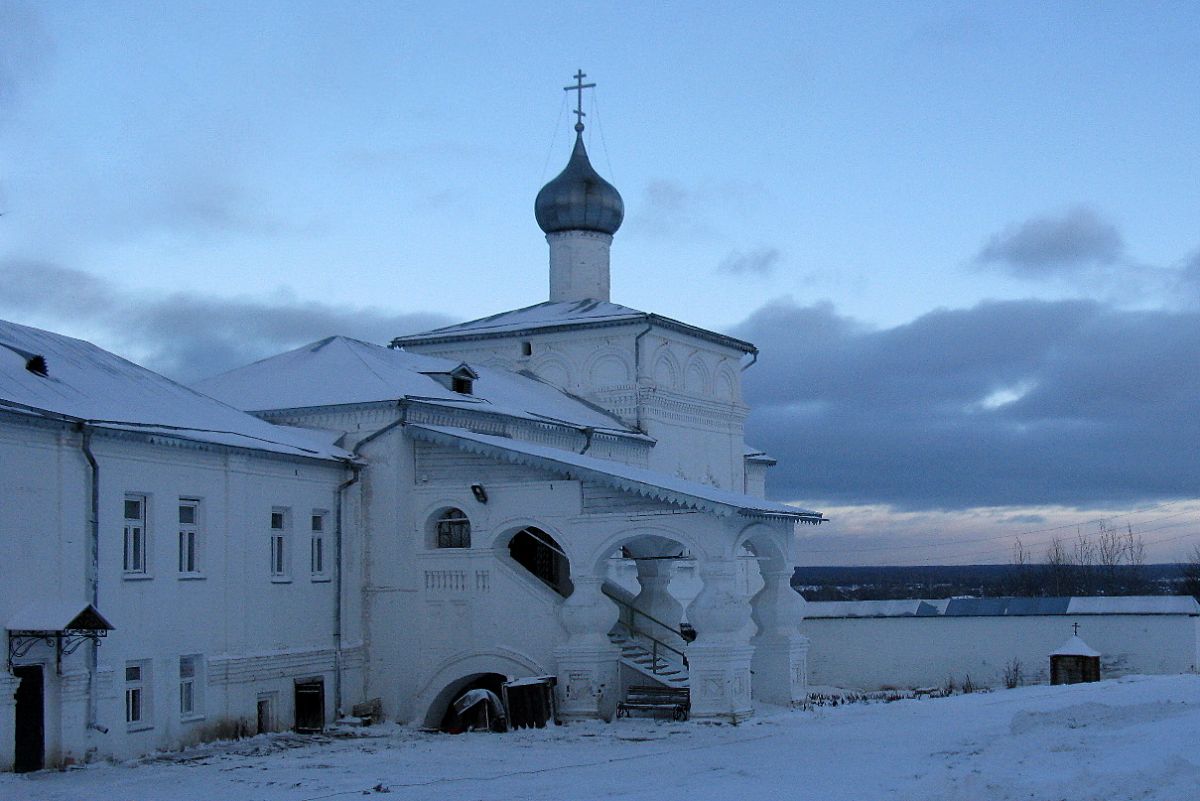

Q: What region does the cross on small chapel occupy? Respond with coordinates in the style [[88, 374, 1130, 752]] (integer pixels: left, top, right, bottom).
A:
[[564, 69, 596, 132], [1073, 621, 1080, 636]]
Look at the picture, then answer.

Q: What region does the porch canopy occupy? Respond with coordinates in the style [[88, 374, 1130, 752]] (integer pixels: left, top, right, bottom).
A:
[[6, 602, 114, 669]]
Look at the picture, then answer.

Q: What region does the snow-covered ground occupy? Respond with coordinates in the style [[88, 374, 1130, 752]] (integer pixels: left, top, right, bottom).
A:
[[6, 675, 1198, 801]]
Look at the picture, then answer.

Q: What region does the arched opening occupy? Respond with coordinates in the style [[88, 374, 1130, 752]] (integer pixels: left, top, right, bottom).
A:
[[507, 527, 572, 597], [432, 508, 471, 549], [429, 672, 508, 733]]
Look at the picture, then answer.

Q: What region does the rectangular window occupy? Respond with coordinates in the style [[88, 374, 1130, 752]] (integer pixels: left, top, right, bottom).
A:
[[125, 660, 152, 730], [123, 495, 148, 575], [178, 499, 200, 575], [270, 508, 290, 580], [310, 511, 328, 579], [179, 655, 204, 720]]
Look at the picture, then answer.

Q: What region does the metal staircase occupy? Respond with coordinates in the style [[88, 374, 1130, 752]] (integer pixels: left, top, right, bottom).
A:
[[602, 583, 692, 707]]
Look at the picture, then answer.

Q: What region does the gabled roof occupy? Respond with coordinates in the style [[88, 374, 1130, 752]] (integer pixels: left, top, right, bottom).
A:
[[391, 299, 757, 354], [0, 319, 349, 461], [408, 424, 823, 522], [194, 336, 634, 433], [1050, 635, 1101, 657]]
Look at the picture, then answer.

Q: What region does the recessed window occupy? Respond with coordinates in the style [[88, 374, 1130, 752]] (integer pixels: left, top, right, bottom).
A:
[[179, 655, 204, 721], [435, 508, 471, 549], [521, 341, 533, 357], [124, 495, 148, 575], [270, 508, 290, 580], [178, 499, 201, 576], [451, 376, 473, 394], [126, 660, 152, 730], [310, 511, 329, 580]]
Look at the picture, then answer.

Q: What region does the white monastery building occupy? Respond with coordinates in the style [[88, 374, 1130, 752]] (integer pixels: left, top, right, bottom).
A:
[[1, 79, 824, 771]]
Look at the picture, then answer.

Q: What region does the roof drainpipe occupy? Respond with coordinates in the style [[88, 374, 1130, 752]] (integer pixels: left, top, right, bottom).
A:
[[633, 322, 654, 433], [740, 348, 759, 372], [333, 403, 408, 720], [79, 424, 107, 734]]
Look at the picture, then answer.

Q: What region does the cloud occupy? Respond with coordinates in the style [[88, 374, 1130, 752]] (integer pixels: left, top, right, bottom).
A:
[[975, 206, 1124, 275], [0, 260, 452, 382], [717, 246, 781, 276], [0, 1, 54, 110], [735, 297, 1200, 511]]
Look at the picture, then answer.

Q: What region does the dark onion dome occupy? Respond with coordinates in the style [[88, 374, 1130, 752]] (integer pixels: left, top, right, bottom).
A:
[[535, 132, 624, 235]]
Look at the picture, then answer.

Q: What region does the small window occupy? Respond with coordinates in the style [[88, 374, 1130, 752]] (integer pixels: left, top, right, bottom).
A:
[[310, 511, 329, 579], [126, 660, 152, 730], [179, 655, 204, 720], [451, 376, 472, 394], [178, 499, 200, 575], [124, 495, 148, 575], [521, 341, 533, 357], [270, 508, 290, 580], [435, 508, 471, 549]]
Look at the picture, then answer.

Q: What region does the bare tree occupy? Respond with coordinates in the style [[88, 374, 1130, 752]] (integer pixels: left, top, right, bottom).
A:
[[1182, 544, 1200, 602]]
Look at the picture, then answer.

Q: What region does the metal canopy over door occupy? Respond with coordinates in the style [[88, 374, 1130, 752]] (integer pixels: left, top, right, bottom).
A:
[[293, 679, 324, 733], [13, 665, 44, 773]]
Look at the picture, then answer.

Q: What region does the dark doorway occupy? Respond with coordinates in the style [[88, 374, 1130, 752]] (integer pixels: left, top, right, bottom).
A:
[[438, 673, 507, 733], [294, 680, 325, 733], [257, 694, 274, 734], [14, 665, 45, 773]]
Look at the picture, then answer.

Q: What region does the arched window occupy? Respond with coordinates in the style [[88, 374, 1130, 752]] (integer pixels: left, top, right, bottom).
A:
[[435, 508, 471, 549]]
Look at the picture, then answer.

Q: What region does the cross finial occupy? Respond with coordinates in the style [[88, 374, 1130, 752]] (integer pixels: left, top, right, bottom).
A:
[[1073, 621, 1080, 636], [564, 69, 596, 133]]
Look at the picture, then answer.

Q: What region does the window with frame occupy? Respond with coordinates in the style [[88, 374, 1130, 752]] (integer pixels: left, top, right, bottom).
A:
[[270, 508, 290, 579], [179, 654, 204, 720], [310, 511, 329, 579], [435, 508, 471, 549], [123, 495, 148, 575], [125, 660, 152, 729], [178, 499, 200, 575]]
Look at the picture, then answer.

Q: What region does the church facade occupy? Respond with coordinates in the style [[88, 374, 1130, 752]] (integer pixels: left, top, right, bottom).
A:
[[1, 96, 822, 770]]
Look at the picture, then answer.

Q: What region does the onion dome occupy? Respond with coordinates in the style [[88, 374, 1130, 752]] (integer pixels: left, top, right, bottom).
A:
[[535, 132, 624, 235]]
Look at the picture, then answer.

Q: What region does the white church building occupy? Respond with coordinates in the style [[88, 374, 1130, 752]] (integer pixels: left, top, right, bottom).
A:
[[1, 88, 823, 771]]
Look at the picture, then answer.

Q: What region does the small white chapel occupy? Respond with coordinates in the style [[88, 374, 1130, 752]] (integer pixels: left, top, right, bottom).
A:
[[0, 74, 823, 771]]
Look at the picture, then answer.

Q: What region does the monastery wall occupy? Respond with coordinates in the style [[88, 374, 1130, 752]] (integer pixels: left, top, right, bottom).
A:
[[801, 613, 1200, 691]]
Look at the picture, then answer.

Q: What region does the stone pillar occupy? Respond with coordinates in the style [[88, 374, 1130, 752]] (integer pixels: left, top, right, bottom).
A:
[[554, 575, 620, 721], [685, 562, 754, 721], [0, 671, 20, 771], [750, 566, 810, 706], [630, 560, 685, 651]]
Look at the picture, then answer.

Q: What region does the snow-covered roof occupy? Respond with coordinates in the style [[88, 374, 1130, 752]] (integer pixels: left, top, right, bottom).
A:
[[408, 424, 823, 521], [194, 336, 633, 433], [743, 444, 776, 465], [1050, 635, 1101, 657], [0, 319, 350, 461], [5, 602, 114, 632], [804, 596, 1200, 619], [392, 300, 757, 354]]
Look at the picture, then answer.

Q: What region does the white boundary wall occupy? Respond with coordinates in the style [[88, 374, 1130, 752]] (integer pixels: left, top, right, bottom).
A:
[[801, 611, 1200, 690]]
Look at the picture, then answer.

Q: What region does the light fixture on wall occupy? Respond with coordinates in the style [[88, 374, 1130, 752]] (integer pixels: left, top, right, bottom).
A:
[[470, 483, 488, 504]]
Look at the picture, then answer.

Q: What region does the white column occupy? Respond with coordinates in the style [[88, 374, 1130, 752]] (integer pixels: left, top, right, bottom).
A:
[[0, 671, 20, 771], [554, 575, 620, 721], [750, 566, 810, 706], [630, 560, 685, 651], [685, 562, 754, 721]]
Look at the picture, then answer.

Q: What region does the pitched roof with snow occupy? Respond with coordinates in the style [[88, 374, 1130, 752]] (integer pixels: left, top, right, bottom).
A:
[[1050, 635, 1101, 657], [0, 319, 350, 461], [194, 335, 634, 433], [408, 423, 823, 522], [803, 595, 1200, 619], [391, 299, 757, 354]]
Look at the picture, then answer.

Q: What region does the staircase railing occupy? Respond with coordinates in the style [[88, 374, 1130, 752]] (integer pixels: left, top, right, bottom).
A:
[[601, 586, 689, 677]]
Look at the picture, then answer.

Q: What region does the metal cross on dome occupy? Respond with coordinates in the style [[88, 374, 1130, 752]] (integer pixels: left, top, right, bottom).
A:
[[565, 69, 596, 132]]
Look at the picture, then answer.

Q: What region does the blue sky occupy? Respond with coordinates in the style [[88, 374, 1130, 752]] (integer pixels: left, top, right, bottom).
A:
[[2, 1, 1198, 563]]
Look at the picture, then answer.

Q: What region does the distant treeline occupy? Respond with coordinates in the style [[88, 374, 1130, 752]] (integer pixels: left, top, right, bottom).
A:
[[791, 563, 1193, 601]]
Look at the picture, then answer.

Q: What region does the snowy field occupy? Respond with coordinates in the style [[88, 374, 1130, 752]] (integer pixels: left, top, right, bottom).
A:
[[5, 675, 1198, 801]]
